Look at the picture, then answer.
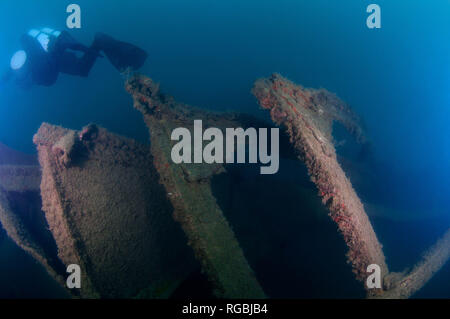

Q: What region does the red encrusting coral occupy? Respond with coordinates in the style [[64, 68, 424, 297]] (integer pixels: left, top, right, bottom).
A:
[[253, 73, 450, 299]]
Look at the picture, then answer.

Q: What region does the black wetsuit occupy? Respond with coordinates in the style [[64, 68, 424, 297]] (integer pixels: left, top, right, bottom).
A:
[[2, 31, 147, 89], [20, 31, 99, 87]]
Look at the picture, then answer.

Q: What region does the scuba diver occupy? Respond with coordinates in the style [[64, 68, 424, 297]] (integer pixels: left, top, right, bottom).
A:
[[1, 28, 147, 88]]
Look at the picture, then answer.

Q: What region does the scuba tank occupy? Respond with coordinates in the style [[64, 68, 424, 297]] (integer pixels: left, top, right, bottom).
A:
[[27, 28, 61, 53]]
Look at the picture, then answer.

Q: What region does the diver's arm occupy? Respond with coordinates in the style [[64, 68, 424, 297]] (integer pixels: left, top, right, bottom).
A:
[[70, 43, 90, 53], [55, 31, 90, 53]]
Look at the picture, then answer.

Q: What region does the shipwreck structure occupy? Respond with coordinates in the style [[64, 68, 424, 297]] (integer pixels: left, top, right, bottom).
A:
[[252, 73, 450, 298], [32, 123, 197, 298], [125, 75, 266, 298], [0, 73, 448, 298], [1, 125, 199, 298], [0, 143, 64, 290]]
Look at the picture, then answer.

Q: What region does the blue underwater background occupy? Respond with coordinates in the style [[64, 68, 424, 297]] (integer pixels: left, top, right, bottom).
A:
[[0, 0, 449, 298]]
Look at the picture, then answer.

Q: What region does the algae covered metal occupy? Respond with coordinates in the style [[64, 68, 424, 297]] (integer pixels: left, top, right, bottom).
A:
[[126, 74, 266, 298], [33, 123, 195, 298], [252, 73, 450, 298]]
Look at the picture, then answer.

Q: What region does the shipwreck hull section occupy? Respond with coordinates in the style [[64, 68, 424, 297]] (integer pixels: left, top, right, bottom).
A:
[[126, 75, 266, 298], [253, 74, 388, 296], [0, 142, 67, 292], [34, 123, 195, 298], [252, 73, 450, 298]]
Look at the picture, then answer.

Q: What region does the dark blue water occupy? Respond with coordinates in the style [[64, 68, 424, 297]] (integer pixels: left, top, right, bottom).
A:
[[0, 0, 448, 298]]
